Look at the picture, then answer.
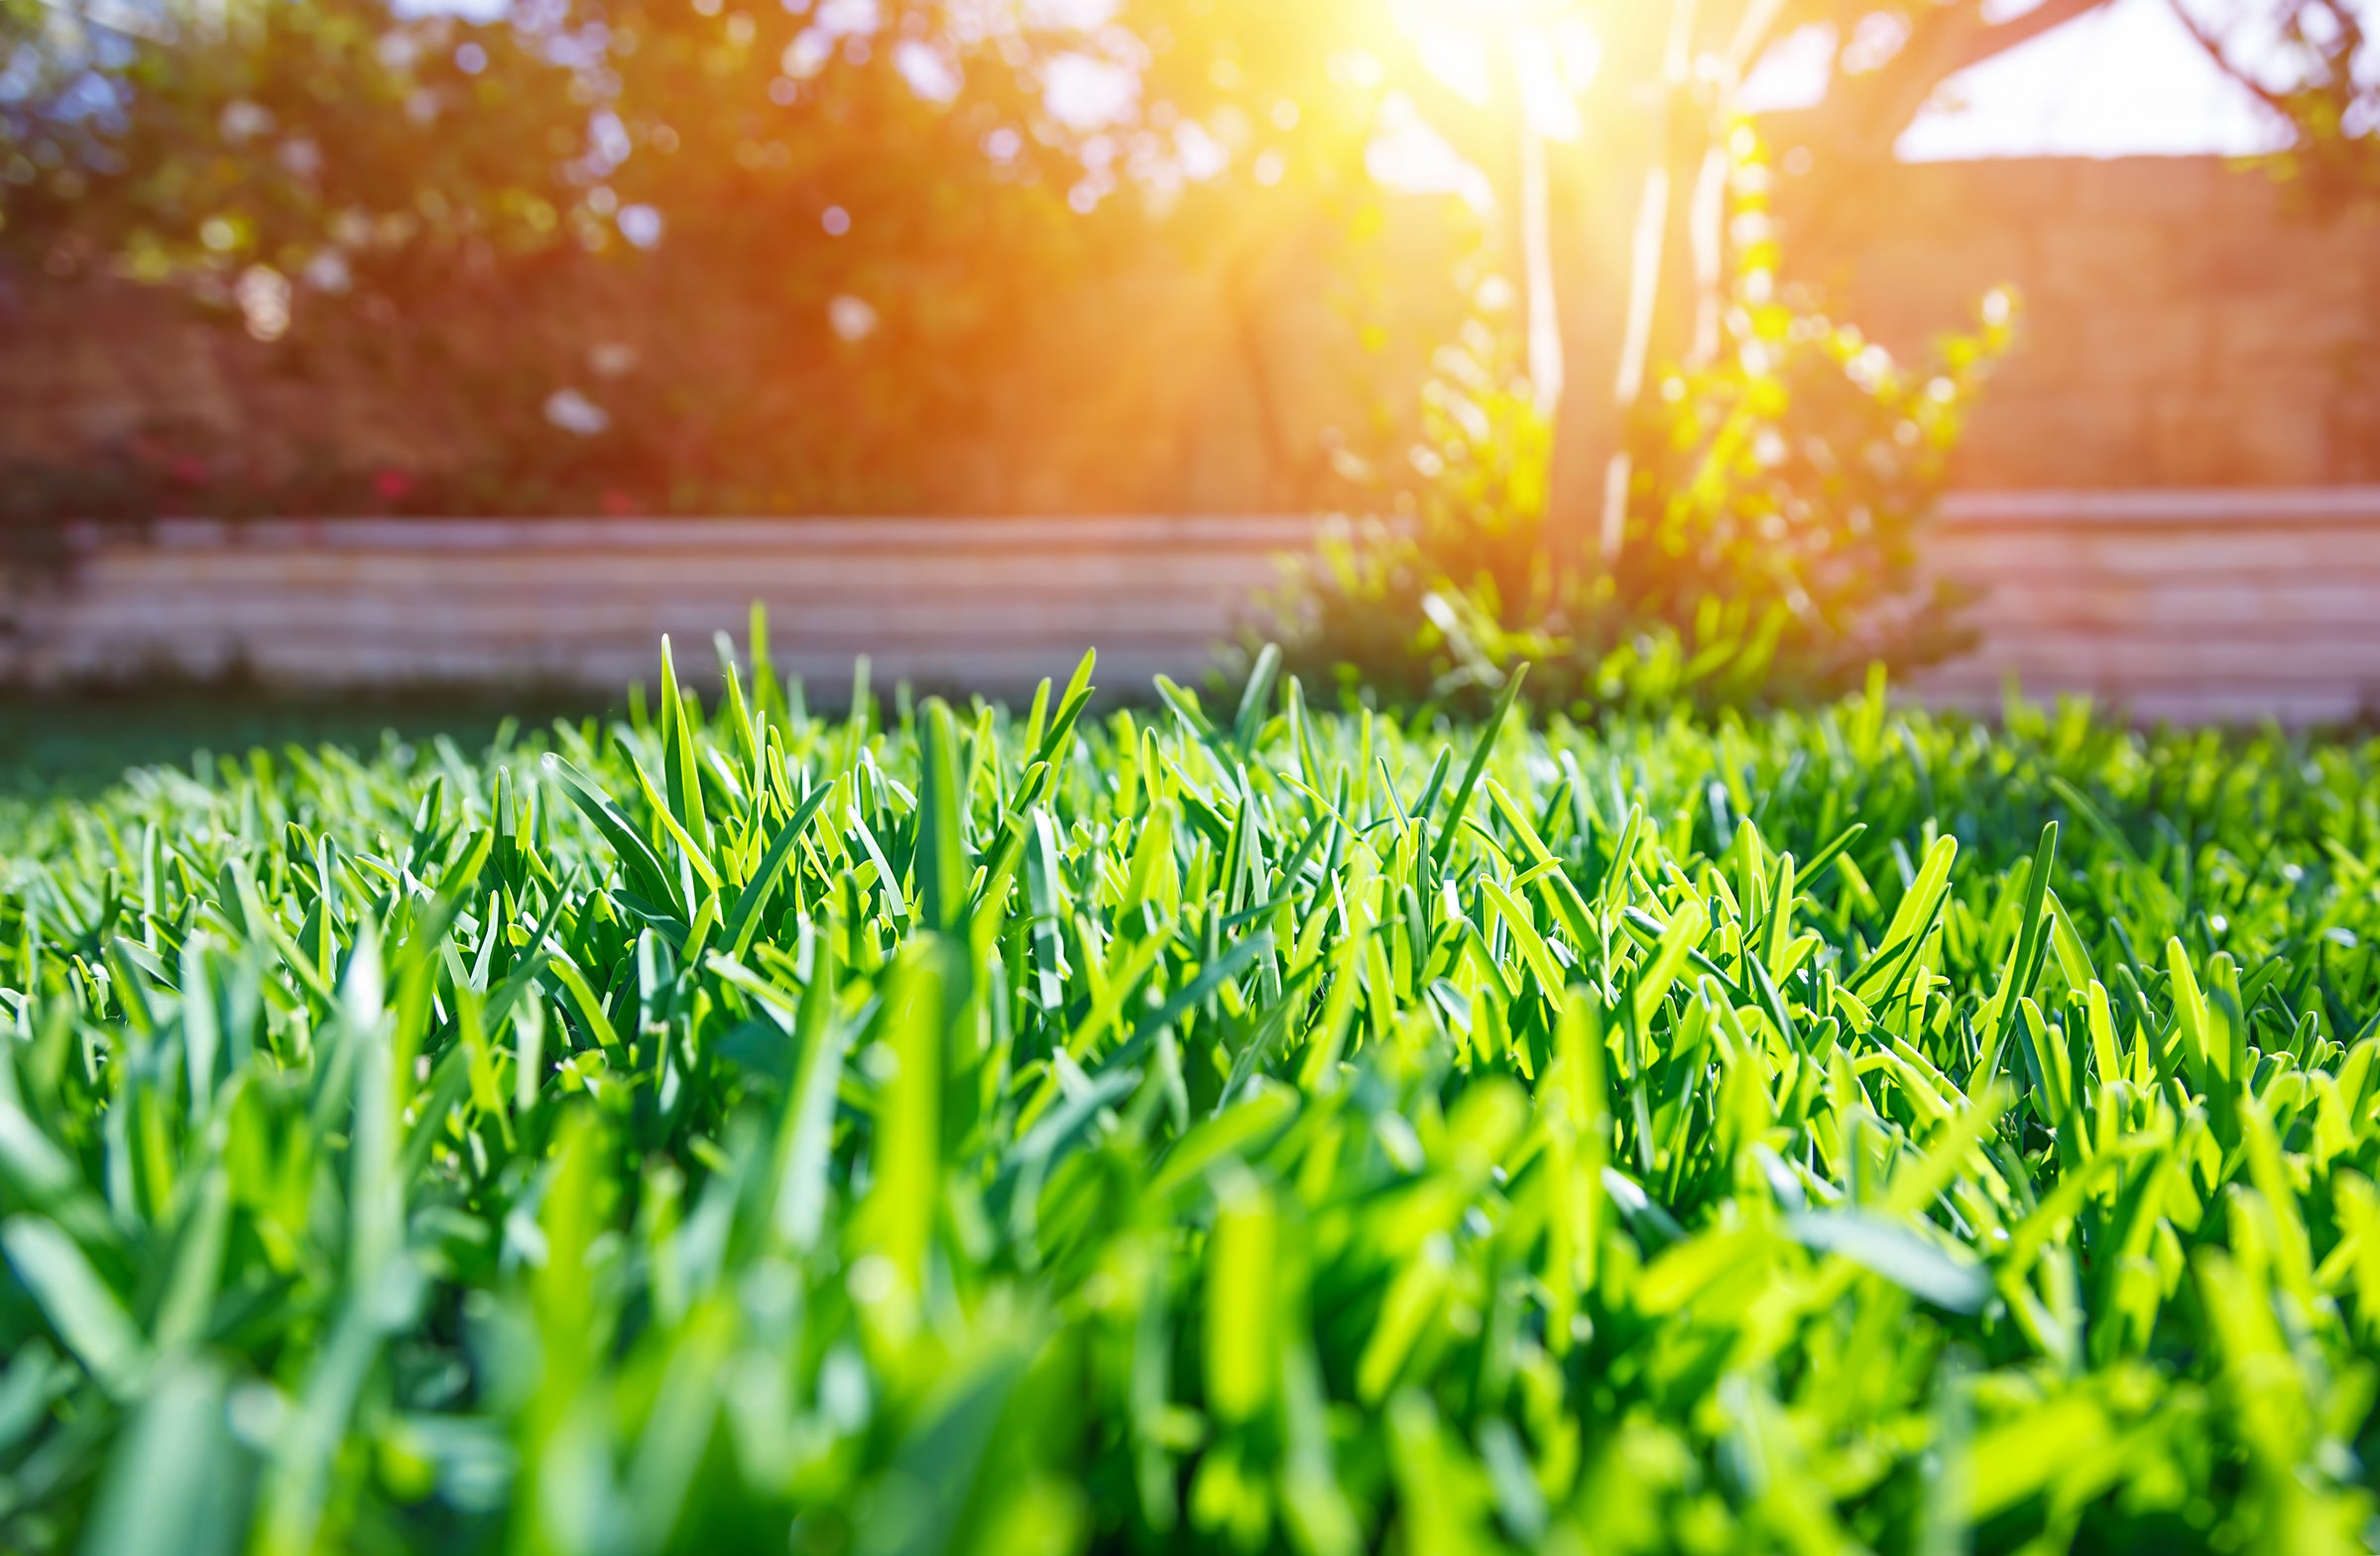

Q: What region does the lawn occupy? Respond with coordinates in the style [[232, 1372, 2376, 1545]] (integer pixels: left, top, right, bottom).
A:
[[1, 638, 2376, 1555], [0, 689, 614, 800]]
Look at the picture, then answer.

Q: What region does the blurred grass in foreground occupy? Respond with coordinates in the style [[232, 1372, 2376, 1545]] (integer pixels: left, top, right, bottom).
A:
[[2, 638, 2378, 1554]]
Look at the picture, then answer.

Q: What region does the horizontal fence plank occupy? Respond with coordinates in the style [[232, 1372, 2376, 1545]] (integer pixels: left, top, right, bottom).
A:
[[62, 549, 1297, 597], [1928, 532, 2380, 575], [1940, 489, 2380, 526], [1955, 639, 2380, 675], [14, 638, 1227, 695], [31, 595, 1258, 644], [99, 514, 1330, 553], [1961, 580, 2380, 631], [8, 491, 2380, 724]]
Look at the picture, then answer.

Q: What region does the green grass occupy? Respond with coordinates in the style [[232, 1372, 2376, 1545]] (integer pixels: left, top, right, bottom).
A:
[[2, 634, 2378, 1555], [0, 688, 613, 799]]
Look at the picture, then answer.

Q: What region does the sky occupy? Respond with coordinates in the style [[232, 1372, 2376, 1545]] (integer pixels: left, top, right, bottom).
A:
[[1359, 0, 2305, 209], [399, 0, 2318, 163], [1893, 0, 2295, 160]]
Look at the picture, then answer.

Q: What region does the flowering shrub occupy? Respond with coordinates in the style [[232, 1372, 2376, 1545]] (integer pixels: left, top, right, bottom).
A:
[[1271, 133, 2015, 715]]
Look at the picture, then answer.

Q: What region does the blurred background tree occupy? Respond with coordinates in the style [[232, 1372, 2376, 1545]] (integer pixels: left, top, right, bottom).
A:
[[9, 0, 2370, 511], [1120, 0, 2380, 573], [1, 0, 1140, 511], [1109, 0, 2375, 705], [2, 0, 2369, 518], [0, 0, 2372, 698]]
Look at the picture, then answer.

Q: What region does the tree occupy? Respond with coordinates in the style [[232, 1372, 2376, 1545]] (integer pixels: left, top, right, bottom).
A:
[[0, 0, 1150, 511], [2166, 0, 2379, 204], [3, 0, 2367, 524], [1117, 0, 2375, 576]]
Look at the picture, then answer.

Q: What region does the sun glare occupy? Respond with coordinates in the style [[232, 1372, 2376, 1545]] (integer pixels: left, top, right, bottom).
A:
[[1387, 0, 1537, 101], [1383, 0, 1606, 135]]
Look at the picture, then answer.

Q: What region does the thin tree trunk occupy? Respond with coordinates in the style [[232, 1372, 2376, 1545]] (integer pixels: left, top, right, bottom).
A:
[[1486, 36, 1566, 418], [1541, 0, 1718, 581], [1684, 141, 1730, 369], [1539, 129, 1662, 578], [1518, 121, 1565, 416]]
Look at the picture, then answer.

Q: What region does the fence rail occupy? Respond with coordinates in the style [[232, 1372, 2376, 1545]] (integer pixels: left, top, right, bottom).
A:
[[4, 492, 2377, 722], [1918, 488, 2380, 724]]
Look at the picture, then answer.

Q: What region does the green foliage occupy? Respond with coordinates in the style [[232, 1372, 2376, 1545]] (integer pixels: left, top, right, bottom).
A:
[[7, 0, 2373, 522], [4, 626, 2380, 1553], [2172, 0, 2380, 208], [0, 0, 587, 274], [0, 686, 608, 799], [1272, 132, 2015, 716], [1613, 138, 2015, 690], [0, 0, 1135, 514], [0, 0, 1465, 520]]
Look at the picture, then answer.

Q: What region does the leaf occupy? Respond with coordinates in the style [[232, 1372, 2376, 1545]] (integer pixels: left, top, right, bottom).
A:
[[77, 1360, 243, 1556], [2, 1216, 150, 1396], [724, 778, 835, 959], [1431, 663, 1526, 871], [1204, 1168, 1277, 1423], [543, 753, 685, 917], [913, 700, 970, 937], [1786, 1209, 1991, 1313], [774, 924, 848, 1253]]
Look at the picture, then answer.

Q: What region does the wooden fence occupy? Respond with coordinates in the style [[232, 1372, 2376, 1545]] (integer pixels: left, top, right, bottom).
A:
[[1919, 489, 2380, 725], [3, 490, 2377, 723], [0, 514, 1312, 697]]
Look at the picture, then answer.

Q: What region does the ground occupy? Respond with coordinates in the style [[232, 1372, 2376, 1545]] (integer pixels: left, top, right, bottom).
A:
[[1, 656, 2375, 1554]]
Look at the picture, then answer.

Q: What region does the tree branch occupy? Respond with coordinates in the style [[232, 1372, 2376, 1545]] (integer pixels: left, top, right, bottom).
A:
[[1947, 0, 2114, 73], [1757, 0, 2115, 165], [2159, 0, 2299, 123], [1361, 28, 1505, 179], [1725, 0, 1798, 78]]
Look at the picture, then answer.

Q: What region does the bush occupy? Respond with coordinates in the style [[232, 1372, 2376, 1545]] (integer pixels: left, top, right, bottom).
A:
[[2, 632, 2377, 1553], [1272, 135, 2015, 717]]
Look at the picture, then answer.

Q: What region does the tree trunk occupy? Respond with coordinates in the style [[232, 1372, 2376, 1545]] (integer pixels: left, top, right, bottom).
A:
[[1534, 0, 2090, 583], [1540, 86, 1717, 579], [1538, 144, 1654, 578]]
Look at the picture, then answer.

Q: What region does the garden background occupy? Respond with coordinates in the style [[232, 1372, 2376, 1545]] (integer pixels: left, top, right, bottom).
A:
[[3, 0, 2379, 736]]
